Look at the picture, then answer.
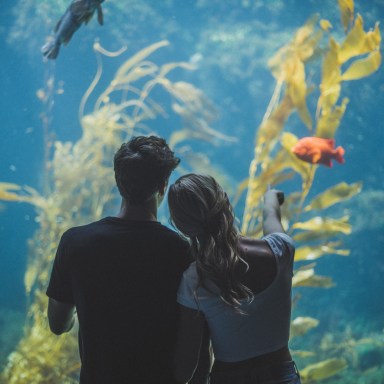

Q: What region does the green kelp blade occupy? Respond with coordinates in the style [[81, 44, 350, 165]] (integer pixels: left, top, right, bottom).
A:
[[292, 268, 335, 288], [341, 50, 381, 81], [114, 40, 170, 81], [300, 358, 348, 381], [304, 182, 362, 211], [295, 242, 350, 261]]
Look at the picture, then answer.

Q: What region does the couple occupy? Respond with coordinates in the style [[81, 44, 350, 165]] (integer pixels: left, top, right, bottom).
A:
[[47, 135, 301, 384]]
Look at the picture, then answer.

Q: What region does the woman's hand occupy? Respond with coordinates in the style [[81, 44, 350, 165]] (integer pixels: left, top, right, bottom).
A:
[[264, 186, 284, 206]]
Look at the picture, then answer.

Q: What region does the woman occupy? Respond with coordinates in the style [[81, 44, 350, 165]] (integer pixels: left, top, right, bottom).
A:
[[168, 174, 300, 384]]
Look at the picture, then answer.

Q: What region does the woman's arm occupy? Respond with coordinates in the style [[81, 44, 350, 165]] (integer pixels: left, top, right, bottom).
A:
[[174, 305, 211, 384], [263, 188, 285, 236]]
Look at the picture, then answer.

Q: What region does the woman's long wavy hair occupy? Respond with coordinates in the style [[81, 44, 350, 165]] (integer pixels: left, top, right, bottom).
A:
[[168, 174, 252, 311]]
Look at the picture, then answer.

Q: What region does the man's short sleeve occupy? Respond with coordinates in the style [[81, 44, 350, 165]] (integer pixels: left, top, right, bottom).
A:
[[177, 264, 199, 310], [46, 232, 74, 304]]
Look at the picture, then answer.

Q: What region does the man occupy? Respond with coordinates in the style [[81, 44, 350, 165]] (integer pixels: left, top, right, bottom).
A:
[[46, 136, 191, 383]]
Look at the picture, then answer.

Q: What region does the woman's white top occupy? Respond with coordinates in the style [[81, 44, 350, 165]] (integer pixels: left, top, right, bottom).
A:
[[177, 233, 295, 362]]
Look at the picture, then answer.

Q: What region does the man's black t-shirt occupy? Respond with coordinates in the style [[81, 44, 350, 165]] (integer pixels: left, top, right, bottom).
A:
[[47, 217, 190, 384]]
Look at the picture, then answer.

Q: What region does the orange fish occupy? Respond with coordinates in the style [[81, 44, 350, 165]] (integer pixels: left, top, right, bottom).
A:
[[292, 137, 345, 167]]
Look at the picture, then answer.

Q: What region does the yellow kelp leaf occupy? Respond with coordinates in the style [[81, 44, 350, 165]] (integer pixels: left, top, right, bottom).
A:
[[0, 182, 43, 207], [115, 63, 160, 86], [318, 38, 341, 113], [158, 62, 197, 78], [293, 216, 351, 234], [316, 97, 349, 138], [268, 16, 320, 80], [114, 40, 170, 80], [253, 94, 294, 164], [338, 0, 354, 33], [0, 182, 23, 201], [281, 132, 298, 148], [233, 178, 250, 207], [293, 269, 335, 288], [338, 14, 381, 64], [304, 182, 362, 211], [341, 50, 381, 81], [363, 22, 381, 52], [300, 358, 348, 381], [320, 19, 333, 32], [24, 262, 39, 295], [291, 350, 316, 358], [295, 243, 350, 261], [290, 316, 319, 338], [287, 57, 312, 129], [293, 230, 345, 243], [293, 15, 322, 62]]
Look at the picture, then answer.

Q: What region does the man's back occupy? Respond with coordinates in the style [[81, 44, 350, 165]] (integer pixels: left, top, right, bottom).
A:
[[47, 217, 190, 383]]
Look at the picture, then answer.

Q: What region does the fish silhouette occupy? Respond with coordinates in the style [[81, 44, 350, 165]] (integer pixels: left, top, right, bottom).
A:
[[42, 0, 105, 60], [292, 137, 345, 167]]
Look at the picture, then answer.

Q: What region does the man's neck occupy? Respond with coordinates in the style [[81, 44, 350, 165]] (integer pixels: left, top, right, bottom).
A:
[[115, 198, 158, 222]]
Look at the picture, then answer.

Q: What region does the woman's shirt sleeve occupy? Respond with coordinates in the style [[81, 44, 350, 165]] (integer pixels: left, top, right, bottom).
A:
[[262, 232, 295, 262]]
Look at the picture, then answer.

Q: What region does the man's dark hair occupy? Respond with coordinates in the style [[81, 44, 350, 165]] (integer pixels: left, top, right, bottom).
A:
[[114, 136, 180, 204]]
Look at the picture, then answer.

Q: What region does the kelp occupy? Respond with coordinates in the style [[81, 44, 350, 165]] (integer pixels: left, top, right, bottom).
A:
[[303, 182, 362, 212], [300, 358, 348, 382], [295, 242, 350, 262], [319, 329, 384, 372], [290, 317, 319, 339], [292, 268, 335, 289], [239, 0, 380, 381], [0, 41, 228, 383]]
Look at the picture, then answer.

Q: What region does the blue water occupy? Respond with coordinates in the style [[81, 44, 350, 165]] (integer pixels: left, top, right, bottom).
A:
[[1, 0, 383, 380]]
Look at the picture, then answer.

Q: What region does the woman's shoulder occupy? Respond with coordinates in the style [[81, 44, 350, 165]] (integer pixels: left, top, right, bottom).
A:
[[238, 236, 274, 258], [239, 233, 295, 259]]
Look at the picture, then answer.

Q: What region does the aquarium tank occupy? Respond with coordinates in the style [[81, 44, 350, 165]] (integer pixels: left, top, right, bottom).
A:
[[0, 0, 383, 382]]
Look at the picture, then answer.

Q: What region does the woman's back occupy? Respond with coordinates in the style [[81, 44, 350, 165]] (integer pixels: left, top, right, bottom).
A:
[[177, 233, 295, 362]]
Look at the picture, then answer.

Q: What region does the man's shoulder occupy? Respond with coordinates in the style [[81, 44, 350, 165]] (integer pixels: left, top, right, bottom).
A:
[[59, 219, 107, 244], [156, 223, 189, 244]]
